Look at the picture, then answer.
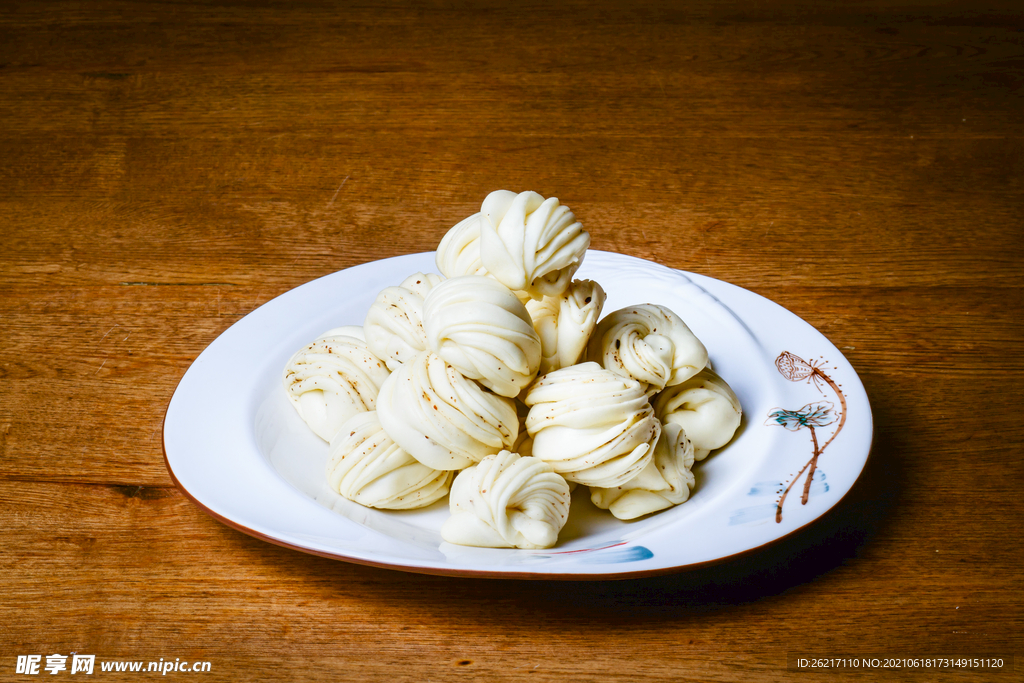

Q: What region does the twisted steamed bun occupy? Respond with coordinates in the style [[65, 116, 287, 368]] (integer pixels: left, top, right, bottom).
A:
[[282, 190, 739, 534], [653, 367, 742, 461], [478, 190, 590, 300], [590, 422, 696, 520], [525, 279, 606, 377], [435, 213, 487, 279], [364, 272, 443, 371], [523, 362, 660, 488], [327, 411, 453, 510], [441, 450, 571, 549], [587, 304, 708, 396], [283, 327, 390, 442], [423, 275, 541, 397], [376, 351, 518, 470]]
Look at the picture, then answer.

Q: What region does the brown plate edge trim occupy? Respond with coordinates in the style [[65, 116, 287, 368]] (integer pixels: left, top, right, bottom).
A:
[[162, 384, 875, 582]]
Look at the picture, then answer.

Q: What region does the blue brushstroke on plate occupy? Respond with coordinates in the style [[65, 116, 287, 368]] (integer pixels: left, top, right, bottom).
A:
[[578, 545, 654, 564], [748, 481, 785, 496], [747, 471, 828, 498], [731, 471, 829, 525], [729, 504, 778, 525]]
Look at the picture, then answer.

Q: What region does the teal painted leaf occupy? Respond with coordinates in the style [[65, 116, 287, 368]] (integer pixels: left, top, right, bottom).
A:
[[765, 401, 837, 431]]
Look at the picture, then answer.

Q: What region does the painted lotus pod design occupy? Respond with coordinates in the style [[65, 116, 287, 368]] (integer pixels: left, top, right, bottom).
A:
[[478, 190, 590, 300], [327, 411, 453, 510], [441, 450, 571, 549], [364, 272, 444, 371], [765, 351, 847, 523], [282, 326, 391, 443]]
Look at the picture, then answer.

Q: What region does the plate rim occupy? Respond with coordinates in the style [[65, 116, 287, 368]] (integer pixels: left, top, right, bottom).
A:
[[163, 427, 873, 580], [162, 251, 874, 580]]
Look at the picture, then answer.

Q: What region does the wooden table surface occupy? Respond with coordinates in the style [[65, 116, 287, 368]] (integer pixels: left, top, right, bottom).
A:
[[2, 1, 1022, 680]]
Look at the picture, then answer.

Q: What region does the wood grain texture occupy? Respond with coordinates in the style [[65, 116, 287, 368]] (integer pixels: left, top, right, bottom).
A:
[[1, 1, 1022, 680]]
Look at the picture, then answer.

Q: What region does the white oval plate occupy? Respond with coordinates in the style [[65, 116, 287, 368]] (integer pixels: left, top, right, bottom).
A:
[[163, 251, 872, 579]]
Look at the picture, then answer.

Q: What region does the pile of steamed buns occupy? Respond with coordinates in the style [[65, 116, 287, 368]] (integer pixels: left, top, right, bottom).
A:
[[283, 190, 742, 550]]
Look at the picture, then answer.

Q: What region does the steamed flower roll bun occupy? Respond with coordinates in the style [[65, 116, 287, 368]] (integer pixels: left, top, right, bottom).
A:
[[524, 362, 660, 488], [436, 212, 487, 279], [525, 279, 606, 376], [283, 326, 390, 442], [364, 272, 443, 371], [327, 412, 453, 510], [375, 351, 518, 471], [587, 304, 708, 396], [441, 450, 571, 549], [653, 367, 742, 461], [590, 422, 696, 520], [477, 190, 590, 300], [423, 275, 541, 397]]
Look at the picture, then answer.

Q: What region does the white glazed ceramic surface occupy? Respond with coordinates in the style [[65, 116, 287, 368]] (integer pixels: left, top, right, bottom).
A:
[[163, 251, 872, 579]]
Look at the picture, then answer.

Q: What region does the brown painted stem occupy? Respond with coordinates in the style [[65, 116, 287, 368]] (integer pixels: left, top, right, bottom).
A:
[[802, 425, 820, 505], [777, 363, 848, 522], [776, 457, 812, 523], [815, 367, 847, 454]]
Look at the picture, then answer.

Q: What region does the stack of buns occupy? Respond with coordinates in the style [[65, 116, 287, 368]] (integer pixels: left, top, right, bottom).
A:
[[282, 190, 742, 549]]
